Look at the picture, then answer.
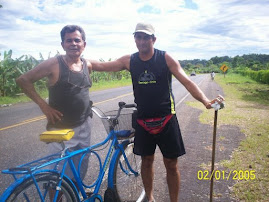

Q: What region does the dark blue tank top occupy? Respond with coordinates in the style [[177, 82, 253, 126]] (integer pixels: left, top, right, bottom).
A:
[[48, 55, 92, 128], [130, 49, 176, 118]]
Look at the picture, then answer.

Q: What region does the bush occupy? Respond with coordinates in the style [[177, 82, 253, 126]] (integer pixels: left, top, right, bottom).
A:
[[91, 70, 131, 83], [236, 69, 269, 84]]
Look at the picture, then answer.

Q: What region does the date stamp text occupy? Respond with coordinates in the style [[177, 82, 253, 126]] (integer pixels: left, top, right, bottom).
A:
[[197, 170, 256, 181]]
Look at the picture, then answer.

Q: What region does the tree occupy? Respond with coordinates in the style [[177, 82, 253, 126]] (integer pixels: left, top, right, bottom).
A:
[[206, 60, 213, 67]]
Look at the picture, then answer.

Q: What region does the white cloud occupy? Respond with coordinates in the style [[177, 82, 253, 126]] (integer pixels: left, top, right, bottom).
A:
[[0, 0, 269, 60]]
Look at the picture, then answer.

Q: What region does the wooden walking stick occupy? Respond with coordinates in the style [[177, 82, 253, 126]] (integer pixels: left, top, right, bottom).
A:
[[210, 109, 218, 202], [209, 99, 224, 202]]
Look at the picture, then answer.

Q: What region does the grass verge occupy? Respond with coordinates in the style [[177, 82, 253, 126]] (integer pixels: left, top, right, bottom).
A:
[[90, 78, 132, 91], [187, 73, 269, 201], [0, 79, 132, 105]]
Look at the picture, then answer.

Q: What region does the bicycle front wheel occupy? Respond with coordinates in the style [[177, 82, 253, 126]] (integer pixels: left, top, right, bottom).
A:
[[5, 172, 79, 202], [113, 141, 145, 202]]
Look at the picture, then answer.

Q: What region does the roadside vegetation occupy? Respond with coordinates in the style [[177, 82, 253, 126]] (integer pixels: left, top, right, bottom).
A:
[[187, 73, 269, 201], [1, 50, 268, 99], [0, 50, 132, 105], [0, 79, 132, 105]]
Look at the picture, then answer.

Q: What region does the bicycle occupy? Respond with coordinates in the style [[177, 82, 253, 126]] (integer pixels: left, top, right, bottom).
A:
[[0, 101, 145, 202], [211, 72, 215, 81]]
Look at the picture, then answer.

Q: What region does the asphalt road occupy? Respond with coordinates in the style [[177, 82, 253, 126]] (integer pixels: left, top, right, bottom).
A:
[[0, 74, 217, 199]]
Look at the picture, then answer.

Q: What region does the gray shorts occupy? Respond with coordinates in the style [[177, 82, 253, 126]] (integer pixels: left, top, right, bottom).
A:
[[47, 116, 92, 180]]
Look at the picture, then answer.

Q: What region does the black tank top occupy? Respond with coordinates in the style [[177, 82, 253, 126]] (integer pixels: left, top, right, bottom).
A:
[[130, 49, 176, 118], [48, 55, 92, 128]]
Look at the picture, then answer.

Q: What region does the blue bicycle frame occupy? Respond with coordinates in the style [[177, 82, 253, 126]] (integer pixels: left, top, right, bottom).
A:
[[0, 128, 135, 202]]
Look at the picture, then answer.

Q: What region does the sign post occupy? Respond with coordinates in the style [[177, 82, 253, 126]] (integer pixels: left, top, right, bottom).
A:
[[220, 64, 229, 77]]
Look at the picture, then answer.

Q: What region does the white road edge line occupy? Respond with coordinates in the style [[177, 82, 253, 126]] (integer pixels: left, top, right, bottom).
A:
[[175, 77, 206, 108]]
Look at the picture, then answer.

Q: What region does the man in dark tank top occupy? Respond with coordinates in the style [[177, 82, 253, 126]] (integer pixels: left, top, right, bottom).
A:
[[91, 22, 224, 202], [16, 25, 95, 181]]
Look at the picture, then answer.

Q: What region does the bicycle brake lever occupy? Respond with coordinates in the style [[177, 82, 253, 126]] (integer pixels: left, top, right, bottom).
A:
[[118, 102, 126, 108]]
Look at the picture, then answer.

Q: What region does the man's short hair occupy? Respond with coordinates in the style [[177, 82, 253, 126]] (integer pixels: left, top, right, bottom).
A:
[[60, 25, 86, 42]]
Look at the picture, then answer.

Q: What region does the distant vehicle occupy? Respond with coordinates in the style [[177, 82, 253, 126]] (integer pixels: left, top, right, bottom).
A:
[[190, 71, 196, 76]]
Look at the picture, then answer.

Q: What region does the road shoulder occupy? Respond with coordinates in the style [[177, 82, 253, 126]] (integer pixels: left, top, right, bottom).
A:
[[177, 76, 245, 201], [150, 76, 245, 201]]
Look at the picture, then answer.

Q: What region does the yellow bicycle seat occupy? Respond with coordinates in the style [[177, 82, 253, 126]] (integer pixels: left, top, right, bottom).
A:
[[39, 129, 74, 143]]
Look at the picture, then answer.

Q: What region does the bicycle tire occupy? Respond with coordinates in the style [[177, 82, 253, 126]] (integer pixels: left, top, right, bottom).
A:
[[5, 172, 79, 202], [113, 140, 145, 202]]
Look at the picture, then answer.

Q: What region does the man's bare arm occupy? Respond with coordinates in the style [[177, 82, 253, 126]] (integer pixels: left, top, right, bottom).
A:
[[16, 58, 63, 124], [90, 55, 131, 72], [165, 53, 221, 109]]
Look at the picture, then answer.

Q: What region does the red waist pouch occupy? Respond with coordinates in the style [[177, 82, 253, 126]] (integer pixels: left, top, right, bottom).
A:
[[137, 114, 173, 135]]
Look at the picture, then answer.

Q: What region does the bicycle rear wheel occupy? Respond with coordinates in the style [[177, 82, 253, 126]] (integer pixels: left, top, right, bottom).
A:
[[113, 141, 145, 202], [5, 172, 79, 202]]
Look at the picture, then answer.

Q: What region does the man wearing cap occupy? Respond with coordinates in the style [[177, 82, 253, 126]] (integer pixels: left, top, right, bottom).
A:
[[91, 22, 224, 202]]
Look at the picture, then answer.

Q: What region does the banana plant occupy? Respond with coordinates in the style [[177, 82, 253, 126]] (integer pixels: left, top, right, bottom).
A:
[[0, 50, 20, 96], [0, 50, 45, 97]]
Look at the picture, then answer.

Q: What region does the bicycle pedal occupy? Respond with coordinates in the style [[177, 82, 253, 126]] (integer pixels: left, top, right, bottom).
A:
[[86, 191, 93, 197]]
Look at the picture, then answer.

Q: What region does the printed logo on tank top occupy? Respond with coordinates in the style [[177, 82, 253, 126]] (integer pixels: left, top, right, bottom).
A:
[[138, 70, 157, 85]]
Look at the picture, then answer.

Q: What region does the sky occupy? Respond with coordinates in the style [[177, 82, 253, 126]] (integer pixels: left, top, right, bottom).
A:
[[0, 0, 269, 61]]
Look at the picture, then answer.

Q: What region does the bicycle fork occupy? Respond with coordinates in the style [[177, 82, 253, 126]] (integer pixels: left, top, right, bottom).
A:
[[107, 140, 138, 189]]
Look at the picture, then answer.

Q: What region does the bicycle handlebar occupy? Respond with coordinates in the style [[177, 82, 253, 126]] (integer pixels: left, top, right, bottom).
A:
[[92, 102, 137, 120], [118, 101, 137, 109]]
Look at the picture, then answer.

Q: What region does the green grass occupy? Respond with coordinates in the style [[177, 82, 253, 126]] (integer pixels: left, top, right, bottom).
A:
[[0, 90, 49, 105], [187, 73, 269, 201], [0, 78, 132, 105], [222, 74, 269, 105], [90, 78, 132, 91]]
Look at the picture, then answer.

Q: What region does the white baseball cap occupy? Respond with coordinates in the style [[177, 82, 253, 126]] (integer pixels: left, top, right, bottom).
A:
[[133, 22, 155, 35]]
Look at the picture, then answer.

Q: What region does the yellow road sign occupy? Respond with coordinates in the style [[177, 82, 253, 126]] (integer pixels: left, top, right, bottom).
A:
[[220, 64, 229, 72]]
